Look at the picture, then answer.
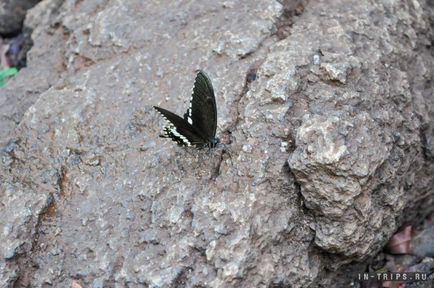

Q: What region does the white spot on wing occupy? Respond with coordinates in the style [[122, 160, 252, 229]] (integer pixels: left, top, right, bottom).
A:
[[186, 96, 193, 125], [187, 97, 193, 124], [156, 110, 192, 146], [168, 127, 191, 146]]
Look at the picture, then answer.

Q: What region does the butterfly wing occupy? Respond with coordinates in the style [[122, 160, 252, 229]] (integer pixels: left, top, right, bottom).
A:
[[153, 106, 206, 147], [183, 70, 217, 141]]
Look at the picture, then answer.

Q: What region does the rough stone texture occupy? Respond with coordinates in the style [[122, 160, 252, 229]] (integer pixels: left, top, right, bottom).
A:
[[0, 0, 433, 288], [287, 0, 434, 259], [0, 0, 40, 35], [0, 0, 65, 145]]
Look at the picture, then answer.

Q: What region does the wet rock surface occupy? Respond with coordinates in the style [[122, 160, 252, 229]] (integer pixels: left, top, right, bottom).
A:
[[0, 0, 433, 287]]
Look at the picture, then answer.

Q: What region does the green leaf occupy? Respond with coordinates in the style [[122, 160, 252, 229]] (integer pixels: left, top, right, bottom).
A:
[[0, 67, 18, 88]]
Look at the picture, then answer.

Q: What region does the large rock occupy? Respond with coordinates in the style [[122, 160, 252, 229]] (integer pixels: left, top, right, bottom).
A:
[[0, 0, 433, 287], [0, 0, 65, 144]]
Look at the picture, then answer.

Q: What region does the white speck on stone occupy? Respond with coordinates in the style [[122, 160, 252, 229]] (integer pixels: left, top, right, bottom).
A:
[[206, 240, 217, 261], [320, 62, 349, 84], [271, 92, 287, 103], [54, 228, 62, 236], [223, 262, 239, 279], [156, 67, 164, 78], [3, 224, 12, 236], [222, 1, 234, 8], [313, 54, 321, 65], [242, 144, 253, 153], [169, 207, 183, 223], [280, 141, 288, 152], [297, 116, 348, 163]]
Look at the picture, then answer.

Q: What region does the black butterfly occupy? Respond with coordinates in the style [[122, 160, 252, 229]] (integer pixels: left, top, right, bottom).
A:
[[154, 70, 219, 148]]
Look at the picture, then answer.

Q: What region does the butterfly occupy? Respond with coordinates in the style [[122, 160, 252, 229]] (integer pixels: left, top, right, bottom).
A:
[[153, 70, 219, 148]]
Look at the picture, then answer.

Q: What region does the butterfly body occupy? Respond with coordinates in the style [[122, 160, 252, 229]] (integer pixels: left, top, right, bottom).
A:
[[154, 70, 219, 149]]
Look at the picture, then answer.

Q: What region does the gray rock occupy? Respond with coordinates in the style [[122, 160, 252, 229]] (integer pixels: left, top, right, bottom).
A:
[[0, 0, 433, 287], [0, 0, 65, 145], [0, 0, 40, 35], [410, 227, 434, 258]]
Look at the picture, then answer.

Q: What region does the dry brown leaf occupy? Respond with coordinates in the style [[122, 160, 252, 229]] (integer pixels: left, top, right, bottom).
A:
[[71, 280, 83, 288], [386, 225, 412, 254]]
